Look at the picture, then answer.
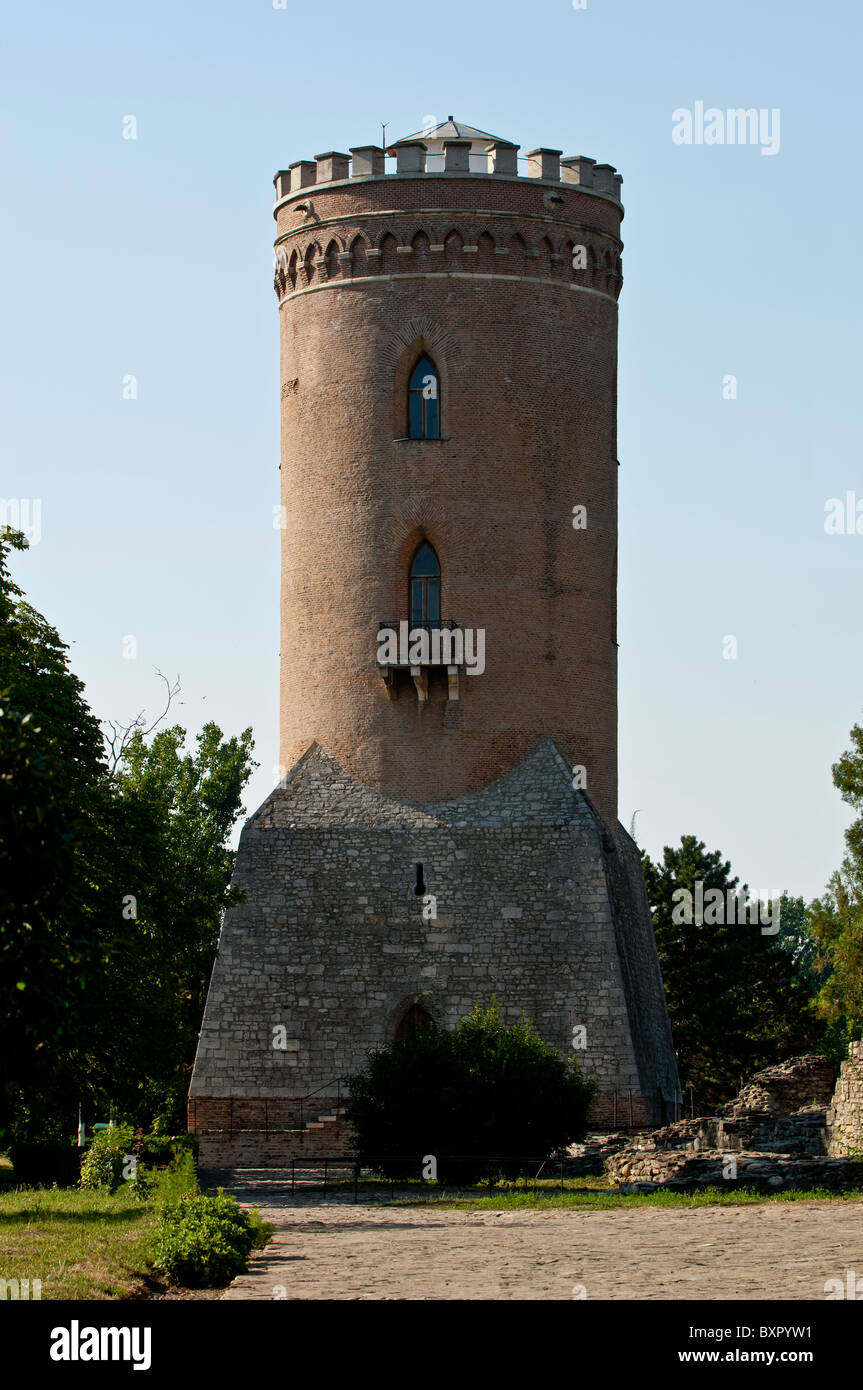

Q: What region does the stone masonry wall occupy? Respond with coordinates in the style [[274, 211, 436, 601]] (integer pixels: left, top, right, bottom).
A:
[[189, 738, 680, 1157], [724, 1055, 835, 1117], [828, 1041, 863, 1156]]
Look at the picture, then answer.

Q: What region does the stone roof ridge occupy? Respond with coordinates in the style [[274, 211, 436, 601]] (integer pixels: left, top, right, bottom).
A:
[[423, 736, 591, 824], [249, 736, 592, 828], [245, 739, 325, 824], [394, 116, 513, 147], [251, 741, 443, 828]]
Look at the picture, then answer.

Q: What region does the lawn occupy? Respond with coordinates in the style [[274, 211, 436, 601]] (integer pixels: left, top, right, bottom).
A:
[[406, 1186, 863, 1210], [0, 1185, 158, 1300], [0, 1152, 224, 1300]]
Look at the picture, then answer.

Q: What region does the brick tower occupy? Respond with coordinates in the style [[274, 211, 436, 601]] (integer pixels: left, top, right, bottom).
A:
[[189, 119, 681, 1165]]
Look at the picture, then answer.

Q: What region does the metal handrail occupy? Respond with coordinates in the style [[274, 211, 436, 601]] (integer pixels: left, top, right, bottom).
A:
[[377, 619, 460, 630], [298, 1076, 348, 1130]]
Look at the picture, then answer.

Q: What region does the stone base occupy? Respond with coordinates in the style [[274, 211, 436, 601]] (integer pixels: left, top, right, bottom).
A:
[[189, 738, 681, 1168], [607, 1147, 863, 1193]]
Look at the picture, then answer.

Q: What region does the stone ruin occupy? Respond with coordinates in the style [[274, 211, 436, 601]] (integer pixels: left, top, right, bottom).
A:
[[724, 1054, 834, 1117], [828, 1040, 863, 1157], [569, 1050, 863, 1192]]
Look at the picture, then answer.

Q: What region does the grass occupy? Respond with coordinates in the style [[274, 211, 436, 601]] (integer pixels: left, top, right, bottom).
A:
[[283, 1167, 863, 1207], [0, 1185, 158, 1299], [394, 1186, 863, 1210], [293, 1172, 615, 1193], [0, 1151, 261, 1300]]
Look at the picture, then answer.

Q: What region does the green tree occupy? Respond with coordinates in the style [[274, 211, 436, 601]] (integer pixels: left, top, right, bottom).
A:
[[0, 528, 256, 1143], [0, 527, 137, 1139], [643, 836, 819, 1111], [108, 722, 257, 1126], [807, 715, 863, 1046], [346, 998, 595, 1183]]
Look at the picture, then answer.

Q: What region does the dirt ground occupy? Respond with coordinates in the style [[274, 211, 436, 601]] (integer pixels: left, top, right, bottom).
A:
[[221, 1199, 863, 1300]]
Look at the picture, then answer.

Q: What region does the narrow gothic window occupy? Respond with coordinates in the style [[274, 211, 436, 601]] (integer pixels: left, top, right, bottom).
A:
[[410, 542, 440, 625], [408, 355, 440, 439]]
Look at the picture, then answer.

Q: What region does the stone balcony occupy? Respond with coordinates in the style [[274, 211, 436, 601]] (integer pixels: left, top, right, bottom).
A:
[[376, 619, 465, 702]]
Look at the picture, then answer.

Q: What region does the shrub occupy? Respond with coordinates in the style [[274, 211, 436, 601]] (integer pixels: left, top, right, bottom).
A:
[[151, 1149, 198, 1205], [78, 1123, 137, 1192], [149, 1191, 269, 1287], [347, 997, 597, 1184], [141, 1132, 198, 1167]]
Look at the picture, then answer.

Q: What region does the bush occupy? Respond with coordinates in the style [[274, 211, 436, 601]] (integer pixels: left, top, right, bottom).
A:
[[78, 1123, 137, 1192], [347, 997, 597, 1184], [151, 1149, 199, 1205], [149, 1191, 269, 1287], [141, 1132, 198, 1167]]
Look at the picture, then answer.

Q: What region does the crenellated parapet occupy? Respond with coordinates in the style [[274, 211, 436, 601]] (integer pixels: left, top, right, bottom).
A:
[[273, 140, 623, 204], [272, 122, 623, 303]]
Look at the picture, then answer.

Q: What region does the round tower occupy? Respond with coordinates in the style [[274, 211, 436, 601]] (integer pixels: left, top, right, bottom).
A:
[[187, 128, 684, 1160], [273, 119, 624, 826]]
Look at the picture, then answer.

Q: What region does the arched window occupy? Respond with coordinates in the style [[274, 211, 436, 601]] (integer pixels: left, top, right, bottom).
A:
[[410, 541, 440, 625], [408, 355, 440, 439]]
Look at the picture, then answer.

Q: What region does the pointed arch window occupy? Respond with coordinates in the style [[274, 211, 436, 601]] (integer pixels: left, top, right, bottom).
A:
[[410, 541, 440, 625], [408, 355, 440, 439]]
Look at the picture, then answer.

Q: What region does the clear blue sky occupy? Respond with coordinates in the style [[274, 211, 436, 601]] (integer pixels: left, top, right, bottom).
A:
[[3, 0, 861, 899]]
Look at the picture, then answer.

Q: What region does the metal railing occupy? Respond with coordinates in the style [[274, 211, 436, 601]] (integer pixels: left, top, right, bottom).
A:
[[235, 1154, 606, 1202], [297, 1077, 347, 1132], [377, 619, 460, 631]]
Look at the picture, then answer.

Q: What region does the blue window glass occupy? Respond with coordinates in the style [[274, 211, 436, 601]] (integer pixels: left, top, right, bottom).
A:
[[410, 543, 441, 623], [411, 542, 439, 577], [411, 579, 423, 624], [407, 355, 440, 439], [408, 390, 424, 438]]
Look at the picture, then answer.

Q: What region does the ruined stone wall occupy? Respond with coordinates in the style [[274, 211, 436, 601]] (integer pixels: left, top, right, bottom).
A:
[[828, 1041, 863, 1156], [724, 1055, 835, 1118]]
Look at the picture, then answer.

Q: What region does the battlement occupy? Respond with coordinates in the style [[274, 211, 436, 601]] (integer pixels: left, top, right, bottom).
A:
[[273, 120, 622, 208]]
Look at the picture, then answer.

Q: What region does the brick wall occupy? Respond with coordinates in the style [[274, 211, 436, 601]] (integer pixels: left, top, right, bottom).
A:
[[274, 170, 622, 827]]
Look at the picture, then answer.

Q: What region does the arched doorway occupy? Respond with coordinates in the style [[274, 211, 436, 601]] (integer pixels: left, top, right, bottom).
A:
[[394, 1000, 433, 1042]]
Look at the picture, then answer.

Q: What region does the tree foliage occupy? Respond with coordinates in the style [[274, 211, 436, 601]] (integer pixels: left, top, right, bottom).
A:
[[807, 715, 863, 1041], [0, 528, 256, 1144], [346, 998, 596, 1182], [643, 835, 819, 1111]]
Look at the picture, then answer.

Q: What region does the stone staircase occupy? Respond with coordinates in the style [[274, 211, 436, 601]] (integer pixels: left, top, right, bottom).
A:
[[301, 1106, 348, 1136], [195, 1101, 353, 1169]]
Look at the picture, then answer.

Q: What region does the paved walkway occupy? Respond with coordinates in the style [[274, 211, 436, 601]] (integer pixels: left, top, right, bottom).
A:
[[222, 1199, 863, 1300]]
